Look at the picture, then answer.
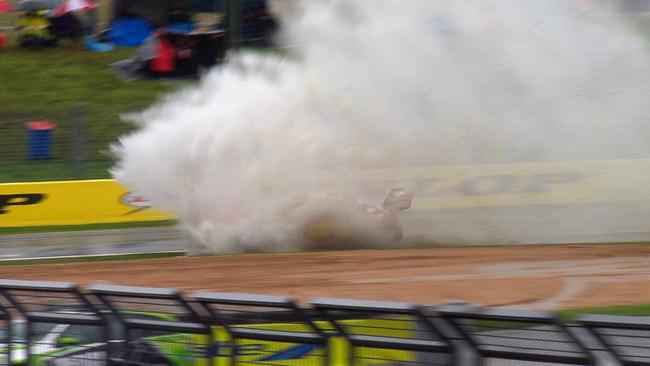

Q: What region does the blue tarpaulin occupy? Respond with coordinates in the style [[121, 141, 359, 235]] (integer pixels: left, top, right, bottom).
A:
[[107, 17, 152, 47]]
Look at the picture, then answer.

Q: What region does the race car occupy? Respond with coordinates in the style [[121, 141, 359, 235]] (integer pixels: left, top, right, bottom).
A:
[[185, 187, 413, 254], [296, 188, 412, 248]]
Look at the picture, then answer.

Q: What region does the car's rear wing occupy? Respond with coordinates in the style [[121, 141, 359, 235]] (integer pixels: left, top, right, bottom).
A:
[[382, 188, 412, 211]]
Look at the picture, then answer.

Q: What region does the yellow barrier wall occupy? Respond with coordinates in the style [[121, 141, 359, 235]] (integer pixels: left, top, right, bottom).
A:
[[0, 179, 173, 227], [2, 158, 649, 227], [349, 158, 650, 210]]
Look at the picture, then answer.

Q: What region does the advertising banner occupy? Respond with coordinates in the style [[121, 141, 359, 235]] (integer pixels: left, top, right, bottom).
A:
[[347, 158, 650, 211], [0, 179, 173, 227], [2, 158, 649, 227]]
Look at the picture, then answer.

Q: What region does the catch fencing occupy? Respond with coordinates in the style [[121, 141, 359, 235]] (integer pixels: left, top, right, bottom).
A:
[[0, 106, 144, 183], [0, 279, 647, 365]]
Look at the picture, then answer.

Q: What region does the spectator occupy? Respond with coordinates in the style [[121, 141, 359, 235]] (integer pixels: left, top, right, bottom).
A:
[[16, 10, 55, 48], [148, 31, 177, 77]]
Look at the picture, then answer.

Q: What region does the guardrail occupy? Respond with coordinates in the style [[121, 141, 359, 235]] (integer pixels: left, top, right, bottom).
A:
[[0, 279, 108, 366], [579, 314, 650, 366], [0, 279, 647, 365], [311, 298, 454, 366], [436, 303, 596, 366], [193, 291, 329, 365], [89, 284, 211, 365]]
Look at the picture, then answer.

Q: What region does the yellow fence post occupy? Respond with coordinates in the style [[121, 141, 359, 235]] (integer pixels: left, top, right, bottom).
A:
[[328, 336, 351, 366], [213, 326, 233, 366]]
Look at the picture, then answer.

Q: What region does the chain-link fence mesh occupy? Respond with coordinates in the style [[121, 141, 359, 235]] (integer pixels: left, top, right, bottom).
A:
[[114, 327, 209, 366], [592, 327, 650, 365], [579, 314, 650, 366], [0, 106, 145, 183], [87, 284, 212, 365], [311, 299, 454, 366], [193, 292, 330, 366], [0, 280, 108, 366], [0, 280, 650, 365], [29, 321, 107, 366], [0, 313, 9, 366], [438, 307, 595, 366]]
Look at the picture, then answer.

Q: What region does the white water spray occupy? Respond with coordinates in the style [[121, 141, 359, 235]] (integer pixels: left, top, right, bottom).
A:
[[112, 0, 650, 252]]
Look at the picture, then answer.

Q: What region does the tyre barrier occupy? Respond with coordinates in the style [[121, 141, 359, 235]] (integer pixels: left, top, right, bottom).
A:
[[0, 279, 646, 365]]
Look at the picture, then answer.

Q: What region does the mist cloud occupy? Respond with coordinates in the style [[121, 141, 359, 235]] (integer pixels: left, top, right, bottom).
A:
[[112, 0, 650, 252]]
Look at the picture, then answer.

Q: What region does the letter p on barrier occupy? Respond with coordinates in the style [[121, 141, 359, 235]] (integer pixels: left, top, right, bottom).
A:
[[0, 194, 45, 214]]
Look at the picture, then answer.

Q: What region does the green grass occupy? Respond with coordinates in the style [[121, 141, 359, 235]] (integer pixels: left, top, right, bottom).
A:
[[558, 303, 650, 320], [0, 219, 177, 235], [0, 36, 192, 182], [461, 304, 650, 332], [0, 46, 161, 108], [0, 251, 185, 266]]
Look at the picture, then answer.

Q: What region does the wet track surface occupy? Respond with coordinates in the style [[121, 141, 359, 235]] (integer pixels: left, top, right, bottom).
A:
[[0, 227, 187, 259]]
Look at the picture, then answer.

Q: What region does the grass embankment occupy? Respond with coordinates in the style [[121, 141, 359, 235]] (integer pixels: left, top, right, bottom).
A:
[[469, 304, 650, 332], [558, 303, 650, 320], [0, 35, 188, 182]]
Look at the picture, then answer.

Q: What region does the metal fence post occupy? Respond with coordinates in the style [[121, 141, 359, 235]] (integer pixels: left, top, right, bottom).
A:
[[72, 104, 86, 179], [0, 302, 13, 366], [226, 0, 242, 48]]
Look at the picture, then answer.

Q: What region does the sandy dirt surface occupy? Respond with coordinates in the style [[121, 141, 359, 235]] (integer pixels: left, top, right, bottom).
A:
[[1, 244, 649, 310]]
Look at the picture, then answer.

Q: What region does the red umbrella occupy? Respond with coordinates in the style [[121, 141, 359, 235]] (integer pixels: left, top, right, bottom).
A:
[[0, 0, 15, 12], [50, 0, 95, 17]]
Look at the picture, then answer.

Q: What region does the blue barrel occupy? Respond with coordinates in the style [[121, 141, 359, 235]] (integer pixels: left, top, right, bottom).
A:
[[25, 121, 55, 160]]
